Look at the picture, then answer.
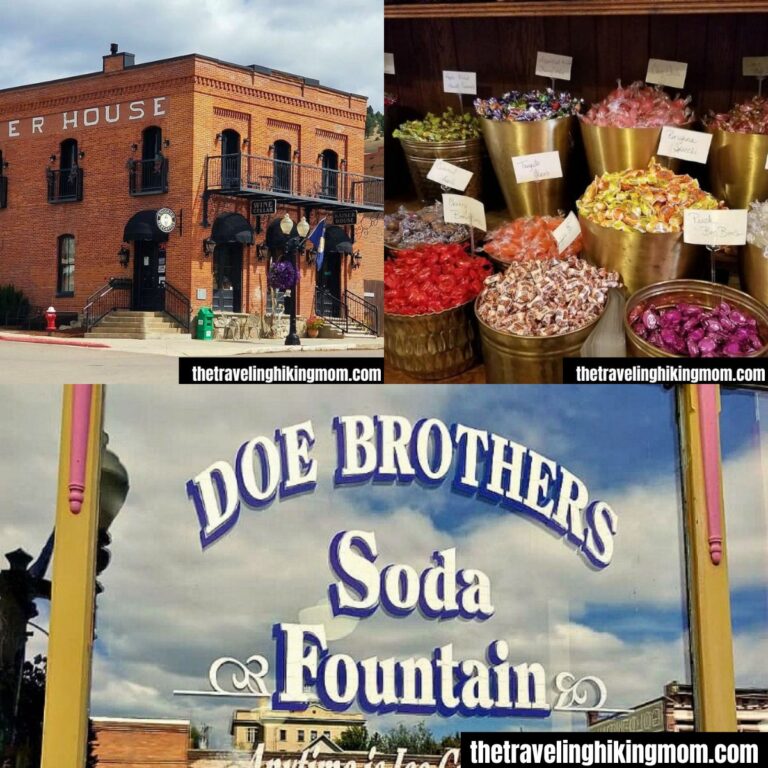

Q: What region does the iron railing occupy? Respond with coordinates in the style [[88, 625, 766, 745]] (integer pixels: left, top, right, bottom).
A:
[[314, 287, 378, 336], [129, 157, 169, 195], [83, 278, 132, 331], [47, 167, 84, 203], [0, 175, 7, 209], [162, 280, 191, 332], [205, 154, 384, 209]]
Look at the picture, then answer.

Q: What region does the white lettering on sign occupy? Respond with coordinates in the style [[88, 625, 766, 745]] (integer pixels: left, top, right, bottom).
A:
[[683, 210, 748, 246], [105, 104, 120, 124], [646, 58, 688, 89], [83, 107, 100, 127], [743, 57, 768, 77], [427, 159, 473, 192], [657, 126, 712, 164], [7, 120, 19, 138], [31, 117, 43, 134], [443, 70, 477, 96], [553, 212, 581, 254], [154, 96, 167, 116], [129, 101, 145, 120], [536, 51, 573, 81], [511, 150, 563, 183], [384, 53, 395, 75], [62, 111, 78, 130], [442, 193, 486, 231]]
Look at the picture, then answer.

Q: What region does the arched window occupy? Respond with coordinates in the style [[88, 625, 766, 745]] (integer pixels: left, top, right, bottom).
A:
[[58, 139, 80, 200], [273, 140, 292, 193], [56, 234, 75, 295], [221, 129, 241, 189], [320, 149, 338, 199]]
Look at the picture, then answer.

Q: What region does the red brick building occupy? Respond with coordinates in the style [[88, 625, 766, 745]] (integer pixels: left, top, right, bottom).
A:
[[0, 45, 383, 335], [92, 717, 190, 768]]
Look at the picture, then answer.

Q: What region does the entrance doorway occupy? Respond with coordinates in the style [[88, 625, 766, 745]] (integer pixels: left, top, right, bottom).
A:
[[221, 129, 242, 190], [213, 243, 243, 312], [316, 251, 342, 316], [133, 241, 165, 310]]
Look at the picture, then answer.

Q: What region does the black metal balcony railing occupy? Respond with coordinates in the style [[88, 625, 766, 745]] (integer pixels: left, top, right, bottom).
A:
[[205, 154, 383, 209], [47, 167, 84, 203], [129, 157, 169, 195], [0, 175, 7, 209]]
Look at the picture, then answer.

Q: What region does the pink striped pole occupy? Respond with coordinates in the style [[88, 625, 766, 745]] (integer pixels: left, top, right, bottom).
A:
[[697, 384, 723, 565], [68, 385, 93, 514]]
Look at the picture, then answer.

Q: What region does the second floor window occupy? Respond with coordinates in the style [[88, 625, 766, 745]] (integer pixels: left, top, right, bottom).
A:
[[246, 727, 258, 743], [320, 149, 338, 199], [297, 730, 305, 741], [279, 729, 287, 741], [57, 235, 75, 295], [273, 140, 292, 193]]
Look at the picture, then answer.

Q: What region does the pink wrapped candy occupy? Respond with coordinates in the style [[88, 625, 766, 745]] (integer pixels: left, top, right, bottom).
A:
[[582, 81, 692, 128], [628, 300, 765, 357], [704, 96, 768, 135]]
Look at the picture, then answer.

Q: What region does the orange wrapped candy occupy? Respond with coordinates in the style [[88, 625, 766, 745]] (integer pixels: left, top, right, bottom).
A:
[[482, 215, 582, 264]]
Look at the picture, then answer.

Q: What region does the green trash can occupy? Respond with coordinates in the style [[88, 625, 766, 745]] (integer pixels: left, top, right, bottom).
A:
[[196, 307, 215, 341]]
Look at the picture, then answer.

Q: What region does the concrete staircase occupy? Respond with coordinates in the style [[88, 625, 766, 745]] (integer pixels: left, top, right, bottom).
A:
[[87, 311, 189, 339], [322, 317, 377, 339]]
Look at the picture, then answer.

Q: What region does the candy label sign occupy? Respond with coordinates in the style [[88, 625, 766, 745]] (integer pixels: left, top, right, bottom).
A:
[[743, 56, 768, 77], [442, 194, 487, 230], [512, 151, 563, 183], [683, 210, 748, 246], [646, 58, 687, 89], [553, 212, 581, 254], [658, 126, 712, 164], [536, 51, 573, 81], [443, 70, 477, 96], [384, 53, 395, 75], [427, 159, 473, 192]]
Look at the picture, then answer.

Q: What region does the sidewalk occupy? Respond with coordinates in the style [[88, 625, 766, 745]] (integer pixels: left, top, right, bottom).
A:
[[0, 330, 383, 358]]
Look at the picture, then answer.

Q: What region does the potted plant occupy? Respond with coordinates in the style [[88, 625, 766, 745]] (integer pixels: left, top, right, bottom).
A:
[[305, 315, 324, 338]]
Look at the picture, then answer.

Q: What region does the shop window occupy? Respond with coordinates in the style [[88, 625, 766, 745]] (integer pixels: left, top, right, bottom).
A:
[[320, 149, 338, 200], [56, 234, 75, 296], [273, 140, 292, 193]]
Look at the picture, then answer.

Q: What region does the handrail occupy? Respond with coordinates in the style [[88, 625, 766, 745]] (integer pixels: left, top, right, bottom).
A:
[[47, 167, 84, 203], [129, 156, 169, 195], [313, 287, 378, 336], [162, 280, 191, 332], [82, 277, 132, 331], [314, 287, 347, 333], [345, 288, 379, 335]]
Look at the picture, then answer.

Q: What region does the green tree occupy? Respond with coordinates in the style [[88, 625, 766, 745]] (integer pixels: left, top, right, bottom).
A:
[[338, 724, 371, 750], [439, 732, 461, 749], [379, 722, 438, 755]]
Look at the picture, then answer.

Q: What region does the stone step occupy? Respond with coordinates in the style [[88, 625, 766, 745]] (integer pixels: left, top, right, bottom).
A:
[[94, 320, 182, 330]]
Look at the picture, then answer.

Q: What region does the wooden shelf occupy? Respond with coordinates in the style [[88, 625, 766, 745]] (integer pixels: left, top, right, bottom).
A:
[[385, 1, 768, 19]]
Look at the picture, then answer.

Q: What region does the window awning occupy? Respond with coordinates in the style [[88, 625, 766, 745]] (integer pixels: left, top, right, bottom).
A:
[[211, 212, 253, 245], [265, 217, 298, 249], [324, 225, 353, 254], [123, 210, 169, 242]]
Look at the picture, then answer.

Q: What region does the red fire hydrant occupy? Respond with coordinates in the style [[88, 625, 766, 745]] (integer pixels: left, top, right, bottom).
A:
[[45, 306, 57, 335]]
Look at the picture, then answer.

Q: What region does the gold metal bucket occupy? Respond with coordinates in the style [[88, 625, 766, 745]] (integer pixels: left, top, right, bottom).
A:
[[579, 121, 681, 177], [475, 298, 600, 383], [579, 215, 707, 295], [384, 301, 479, 380], [624, 279, 768, 357], [707, 129, 768, 208], [741, 242, 768, 306], [398, 137, 484, 203], [479, 116, 575, 218]]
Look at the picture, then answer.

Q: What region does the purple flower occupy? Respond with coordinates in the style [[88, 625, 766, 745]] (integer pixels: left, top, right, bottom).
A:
[[268, 261, 298, 291]]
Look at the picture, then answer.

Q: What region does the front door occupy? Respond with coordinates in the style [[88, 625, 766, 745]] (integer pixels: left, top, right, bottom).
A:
[[133, 241, 164, 310], [316, 251, 342, 317], [212, 243, 243, 313]]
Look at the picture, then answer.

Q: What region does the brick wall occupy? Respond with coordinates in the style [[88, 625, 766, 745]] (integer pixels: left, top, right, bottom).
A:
[[92, 718, 190, 768]]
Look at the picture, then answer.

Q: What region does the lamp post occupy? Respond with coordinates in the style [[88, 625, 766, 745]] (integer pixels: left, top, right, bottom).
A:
[[279, 213, 310, 346]]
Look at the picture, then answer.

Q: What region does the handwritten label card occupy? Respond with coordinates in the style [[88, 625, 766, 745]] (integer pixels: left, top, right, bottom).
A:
[[442, 193, 487, 231], [743, 57, 768, 77], [683, 210, 748, 246], [511, 151, 563, 183], [536, 51, 573, 81], [384, 53, 395, 75], [646, 58, 688, 89], [658, 126, 712, 164], [427, 159, 473, 192], [765, 153, 768, 170], [553, 212, 581, 254], [443, 70, 477, 95]]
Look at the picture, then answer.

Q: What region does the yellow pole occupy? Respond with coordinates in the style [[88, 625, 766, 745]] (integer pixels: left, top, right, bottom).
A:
[[40, 385, 105, 767], [678, 384, 737, 731]]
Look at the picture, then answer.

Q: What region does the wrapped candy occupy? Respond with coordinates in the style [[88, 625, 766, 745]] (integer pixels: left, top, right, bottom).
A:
[[483, 215, 582, 263], [703, 96, 768, 135], [474, 88, 583, 122], [392, 108, 481, 141], [747, 200, 768, 257], [628, 300, 765, 357], [577, 161, 723, 234], [385, 202, 470, 249], [582, 81, 692, 128], [476, 256, 621, 336]]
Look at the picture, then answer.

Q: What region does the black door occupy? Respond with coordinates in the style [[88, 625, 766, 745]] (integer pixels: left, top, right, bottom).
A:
[[221, 130, 241, 190], [133, 241, 164, 310], [213, 243, 243, 313], [317, 251, 342, 317]]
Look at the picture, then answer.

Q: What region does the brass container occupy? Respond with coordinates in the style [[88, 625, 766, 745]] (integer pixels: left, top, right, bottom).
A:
[[707, 128, 768, 208], [579, 214, 707, 295], [624, 279, 768, 358], [398, 137, 484, 203], [475, 298, 601, 383], [579, 121, 682, 177], [741, 242, 768, 306], [384, 301, 479, 380], [480, 116, 575, 218]]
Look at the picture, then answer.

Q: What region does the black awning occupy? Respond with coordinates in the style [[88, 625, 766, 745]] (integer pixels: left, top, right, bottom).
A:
[[265, 217, 298, 249], [123, 210, 169, 242], [324, 225, 353, 254], [211, 212, 253, 245]]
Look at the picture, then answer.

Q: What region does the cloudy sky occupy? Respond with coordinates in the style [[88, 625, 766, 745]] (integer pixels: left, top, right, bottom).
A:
[[1, 385, 767, 749], [0, 0, 383, 110]]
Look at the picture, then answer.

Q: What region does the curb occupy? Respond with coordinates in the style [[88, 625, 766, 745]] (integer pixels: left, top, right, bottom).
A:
[[0, 334, 111, 349]]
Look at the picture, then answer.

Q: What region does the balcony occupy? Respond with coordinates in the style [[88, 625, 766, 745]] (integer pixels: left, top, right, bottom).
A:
[[0, 175, 6, 209], [129, 157, 169, 196], [47, 167, 83, 203], [204, 153, 384, 214]]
